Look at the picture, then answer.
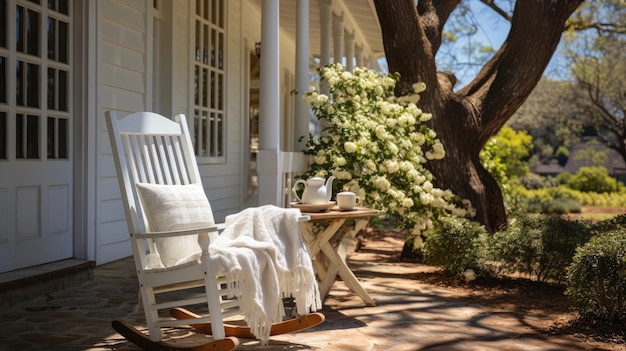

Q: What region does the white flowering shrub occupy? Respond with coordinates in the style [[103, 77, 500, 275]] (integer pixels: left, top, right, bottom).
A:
[[301, 63, 474, 243]]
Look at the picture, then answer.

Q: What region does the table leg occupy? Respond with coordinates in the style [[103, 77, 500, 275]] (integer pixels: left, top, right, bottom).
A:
[[306, 219, 345, 256], [300, 219, 345, 286], [318, 240, 376, 306], [299, 217, 376, 306], [318, 219, 374, 305]]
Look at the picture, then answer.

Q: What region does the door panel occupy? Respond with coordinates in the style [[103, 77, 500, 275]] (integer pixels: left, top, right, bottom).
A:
[[0, 0, 73, 273]]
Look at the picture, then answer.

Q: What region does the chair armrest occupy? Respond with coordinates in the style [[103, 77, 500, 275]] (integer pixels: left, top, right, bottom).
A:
[[134, 223, 220, 239], [298, 215, 311, 222]]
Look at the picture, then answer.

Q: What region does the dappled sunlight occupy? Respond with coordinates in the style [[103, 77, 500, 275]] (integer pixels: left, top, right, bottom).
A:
[[1, 227, 621, 350]]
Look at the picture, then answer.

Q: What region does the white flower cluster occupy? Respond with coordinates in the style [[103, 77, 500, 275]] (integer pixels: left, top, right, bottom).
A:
[[301, 63, 473, 242]]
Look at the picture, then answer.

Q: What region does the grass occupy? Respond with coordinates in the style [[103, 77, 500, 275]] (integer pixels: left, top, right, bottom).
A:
[[563, 207, 626, 223], [578, 213, 619, 221]]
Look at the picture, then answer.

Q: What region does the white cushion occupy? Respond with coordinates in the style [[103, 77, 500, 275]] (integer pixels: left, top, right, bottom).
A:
[[135, 182, 215, 267]]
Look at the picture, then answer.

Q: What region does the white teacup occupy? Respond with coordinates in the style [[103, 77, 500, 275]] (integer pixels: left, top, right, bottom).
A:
[[336, 191, 360, 210]]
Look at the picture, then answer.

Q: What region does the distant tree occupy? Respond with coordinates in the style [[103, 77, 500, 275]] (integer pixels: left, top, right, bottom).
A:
[[479, 126, 533, 214], [574, 139, 609, 167], [489, 126, 533, 179], [507, 0, 626, 166], [508, 78, 583, 163], [566, 35, 626, 165]]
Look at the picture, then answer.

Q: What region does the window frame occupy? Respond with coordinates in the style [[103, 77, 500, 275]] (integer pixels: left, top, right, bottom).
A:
[[190, 0, 226, 164]]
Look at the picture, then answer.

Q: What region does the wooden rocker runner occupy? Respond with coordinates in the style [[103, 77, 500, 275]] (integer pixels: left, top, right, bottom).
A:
[[170, 308, 325, 339], [112, 320, 240, 351]]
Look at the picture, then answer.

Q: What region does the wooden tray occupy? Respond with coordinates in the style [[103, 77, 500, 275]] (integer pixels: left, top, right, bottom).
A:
[[291, 201, 336, 212]]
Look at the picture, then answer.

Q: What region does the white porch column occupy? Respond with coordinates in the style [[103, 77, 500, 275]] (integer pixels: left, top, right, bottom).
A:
[[258, 0, 281, 206], [259, 0, 279, 151], [355, 44, 364, 68], [364, 55, 371, 69], [332, 13, 344, 64], [294, 0, 309, 151], [318, 0, 332, 131], [318, 0, 332, 96], [345, 31, 355, 71]]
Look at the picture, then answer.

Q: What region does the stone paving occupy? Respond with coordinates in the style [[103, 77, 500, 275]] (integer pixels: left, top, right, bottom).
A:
[[0, 231, 614, 351]]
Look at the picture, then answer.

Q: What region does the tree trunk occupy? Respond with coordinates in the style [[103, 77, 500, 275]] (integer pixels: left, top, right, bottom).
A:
[[373, 0, 584, 233]]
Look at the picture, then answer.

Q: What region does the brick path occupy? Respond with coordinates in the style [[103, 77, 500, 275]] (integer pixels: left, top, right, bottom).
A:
[[0, 230, 611, 351]]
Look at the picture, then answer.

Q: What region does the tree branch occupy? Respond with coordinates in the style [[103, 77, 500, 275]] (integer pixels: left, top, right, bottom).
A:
[[458, 0, 583, 145], [478, 0, 512, 22], [416, 0, 461, 54], [565, 20, 626, 34], [373, 0, 439, 96], [581, 80, 623, 132]]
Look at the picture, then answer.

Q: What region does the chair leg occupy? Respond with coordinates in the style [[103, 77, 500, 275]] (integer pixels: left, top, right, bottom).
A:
[[139, 286, 163, 342], [169, 307, 325, 339], [112, 320, 240, 351]]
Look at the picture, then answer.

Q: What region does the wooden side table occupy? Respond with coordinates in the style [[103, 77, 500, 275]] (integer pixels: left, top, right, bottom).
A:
[[298, 207, 383, 306]]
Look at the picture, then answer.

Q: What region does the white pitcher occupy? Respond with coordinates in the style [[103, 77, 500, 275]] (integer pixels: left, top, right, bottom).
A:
[[292, 176, 335, 204]]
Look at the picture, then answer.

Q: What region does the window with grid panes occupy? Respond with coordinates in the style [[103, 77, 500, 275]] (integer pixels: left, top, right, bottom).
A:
[[1, 0, 70, 160], [192, 0, 225, 162]]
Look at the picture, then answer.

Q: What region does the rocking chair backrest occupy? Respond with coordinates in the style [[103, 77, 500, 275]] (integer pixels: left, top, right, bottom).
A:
[[106, 111, 204, 267]]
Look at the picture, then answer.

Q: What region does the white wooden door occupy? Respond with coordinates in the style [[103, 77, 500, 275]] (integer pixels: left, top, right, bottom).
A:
[[0, 0, 73, 273]]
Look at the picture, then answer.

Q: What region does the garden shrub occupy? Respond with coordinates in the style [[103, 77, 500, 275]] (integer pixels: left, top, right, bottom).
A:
[[422, 216, 488, 278], [566, 230, 626, 321], [485, 214, 591, 283], [518, 173, 557, 189], [514, 186, 581, 214], [511, 185, 626, 213], [590, 214, 626, 234], [503, 185, 529, 216], [300, 63, 473, 243], [555, 171, 572, 185], [567, 166, 618, 193], [598, 192, 626, 208], [544, 197, 581, 214]]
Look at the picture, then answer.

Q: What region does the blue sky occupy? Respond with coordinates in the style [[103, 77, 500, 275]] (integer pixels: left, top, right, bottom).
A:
[[470, 1, 509, 48], [450, 1, 510, 86]]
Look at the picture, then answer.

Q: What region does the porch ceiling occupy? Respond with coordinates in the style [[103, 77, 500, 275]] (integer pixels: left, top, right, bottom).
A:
[[254, 0, 385, 60]]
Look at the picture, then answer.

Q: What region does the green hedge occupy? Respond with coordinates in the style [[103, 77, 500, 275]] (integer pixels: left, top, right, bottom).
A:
[[566, 230, 626, 321], [513, 185, 626, 213], [484, 215, 591, 283], [422, 216, 488, 277], [422, 214, 625, 323]]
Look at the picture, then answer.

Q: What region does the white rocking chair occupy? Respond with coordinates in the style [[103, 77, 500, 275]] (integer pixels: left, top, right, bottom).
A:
[[106, 111, 323, 351]]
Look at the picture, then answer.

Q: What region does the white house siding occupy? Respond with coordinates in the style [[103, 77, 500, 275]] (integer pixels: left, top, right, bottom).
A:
[[91, 0, 250, 265], [89, 0, 314, 266], [95, 0, 149, 264]]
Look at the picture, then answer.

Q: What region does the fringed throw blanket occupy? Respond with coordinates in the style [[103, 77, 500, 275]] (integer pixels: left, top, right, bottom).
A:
[[136, 183, 321, 343], [210, 205, 321, 344]]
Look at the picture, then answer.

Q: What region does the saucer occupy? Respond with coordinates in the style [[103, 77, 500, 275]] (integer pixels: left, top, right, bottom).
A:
[[291, 201, 336, 212]]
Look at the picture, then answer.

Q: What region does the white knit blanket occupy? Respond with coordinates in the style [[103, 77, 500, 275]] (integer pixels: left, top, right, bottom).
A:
[[209, 205, 321, 344]]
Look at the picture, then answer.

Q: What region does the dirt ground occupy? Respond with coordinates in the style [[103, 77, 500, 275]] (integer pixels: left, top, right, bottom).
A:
[[359, 226, 626, 351]]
